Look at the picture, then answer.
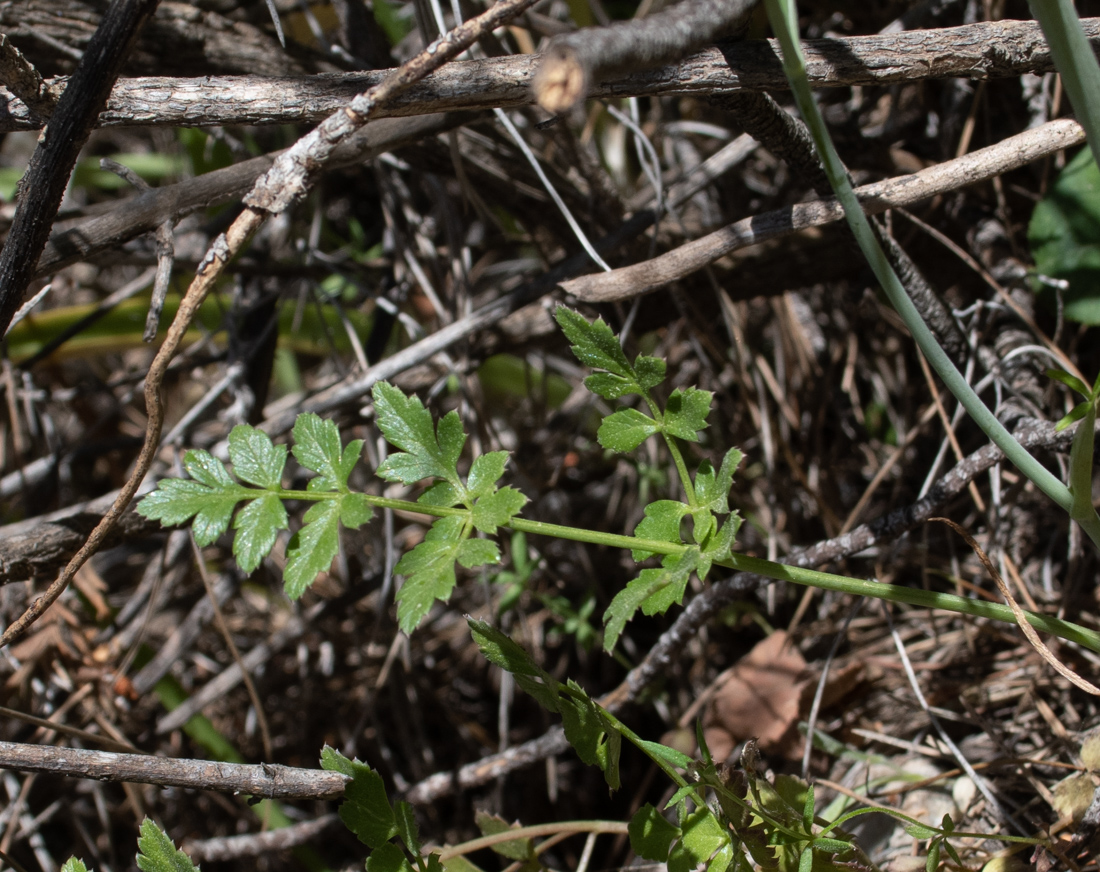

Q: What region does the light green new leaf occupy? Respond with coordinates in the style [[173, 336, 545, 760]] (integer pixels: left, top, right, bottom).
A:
[[373, 382, 465, 486], [292, 412, 362, 492], [136, 819, 199, 872], [1048, 368, 1092, 399], [228, 424, 287, 489], [320, 748, 397, 849], [472, 487, 527, 534], [467, 451, 509, 498], [555, 307, 633, 378], [635, 738, 694, 770], [284, 499, 342, 599], [599, 408, 660, 453], [629, 804, 680, 862], [394, 515, 466, 633], [137, 479, 242, 547], [366, 842, 414, 872], [61, 859, 90, 872], [233, 493, 287, 573], [468, 619, 562, 712], [632, 500, 689, 561], [667, 810, 729, 872], [663, 388, 712, 442]]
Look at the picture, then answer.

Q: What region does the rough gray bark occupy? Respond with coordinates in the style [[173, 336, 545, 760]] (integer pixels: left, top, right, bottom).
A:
[[1, 18, 1094, 131], [533, 0, 756, 112], [0, 741, 349, 800]]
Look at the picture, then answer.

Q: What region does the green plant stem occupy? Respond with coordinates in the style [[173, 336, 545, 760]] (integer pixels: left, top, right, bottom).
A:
[[271, 488, 1100, 653], [434, 821, 628, 861], [763, 0, 1100, 552]]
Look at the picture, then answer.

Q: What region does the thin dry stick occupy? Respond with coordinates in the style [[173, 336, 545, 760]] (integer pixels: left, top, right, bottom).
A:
[[563, 118, 1086, 302], [932, 517, 1100, 696], [0, 33, 56, 119], [4, 18, 1095, 132], [0, 0, 541, 648], [0, 741, 348, 799]]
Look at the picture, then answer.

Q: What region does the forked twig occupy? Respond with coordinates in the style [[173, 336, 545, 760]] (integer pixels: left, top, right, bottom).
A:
[[0, 0, 541, 648], [931, 517, 1100, 696]]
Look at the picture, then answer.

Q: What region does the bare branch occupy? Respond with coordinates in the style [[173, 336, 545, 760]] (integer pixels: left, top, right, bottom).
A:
[[0, 0, 161, 338], [186, 816, 342, 863], [564, 118, 1086, 303], [532, 0, 756, 113], [0, 19, 1094, 131], [0, 741, 349, 800], [0, 32, 58, 119], [36, 113, 463, 279]]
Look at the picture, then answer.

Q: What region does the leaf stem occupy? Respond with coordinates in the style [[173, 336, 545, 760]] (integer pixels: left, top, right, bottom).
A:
[[435, 821, 628, 861]]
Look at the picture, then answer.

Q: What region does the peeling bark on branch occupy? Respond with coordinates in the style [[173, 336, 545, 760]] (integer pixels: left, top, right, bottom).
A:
[[0, 18, 1094, 131]]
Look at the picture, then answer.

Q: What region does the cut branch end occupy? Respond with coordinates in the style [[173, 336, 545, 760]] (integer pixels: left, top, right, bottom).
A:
[[533, 46, 588, 114]]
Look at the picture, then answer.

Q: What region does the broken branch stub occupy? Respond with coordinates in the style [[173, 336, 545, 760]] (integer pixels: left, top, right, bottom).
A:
[[532, 0, 758, 113]]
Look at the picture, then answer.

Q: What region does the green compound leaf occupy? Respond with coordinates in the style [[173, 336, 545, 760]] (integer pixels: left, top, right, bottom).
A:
[[633, 500, 690, 561], [136, 818, 198, 872], [394, 515, 467, 633], [373, 382, 465, 486], [341, 493, 375, 528], [419, 481, 463, 508], [602, 550, 699, 652], [634, 355, 667, 391], [457, 537, 501, 568], [472, 487, 527, 535], [630, 804, 680, 862], [228, 424, 287, 489], [467, 451, 509, 498], [61, 860, 90, 872], [292, 412, 363, 492], [137, 475, 242, 547], [233, 493, 288, 573], [284, 499, 342, 599], [320, 747, 398, 849], [468, 619, 562, 712], [584, 372, 642, 400], [366, 842, 414, 872], [1029, 146, 1100, 325], [667, 809, 729, 872], [663, 387, 712, 442], [695, 447, 744, 515], [599, 408, 660, 453], [559, 681, 620, 790], [184, 448, 235, 488], [555, 307, 634, 378]]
